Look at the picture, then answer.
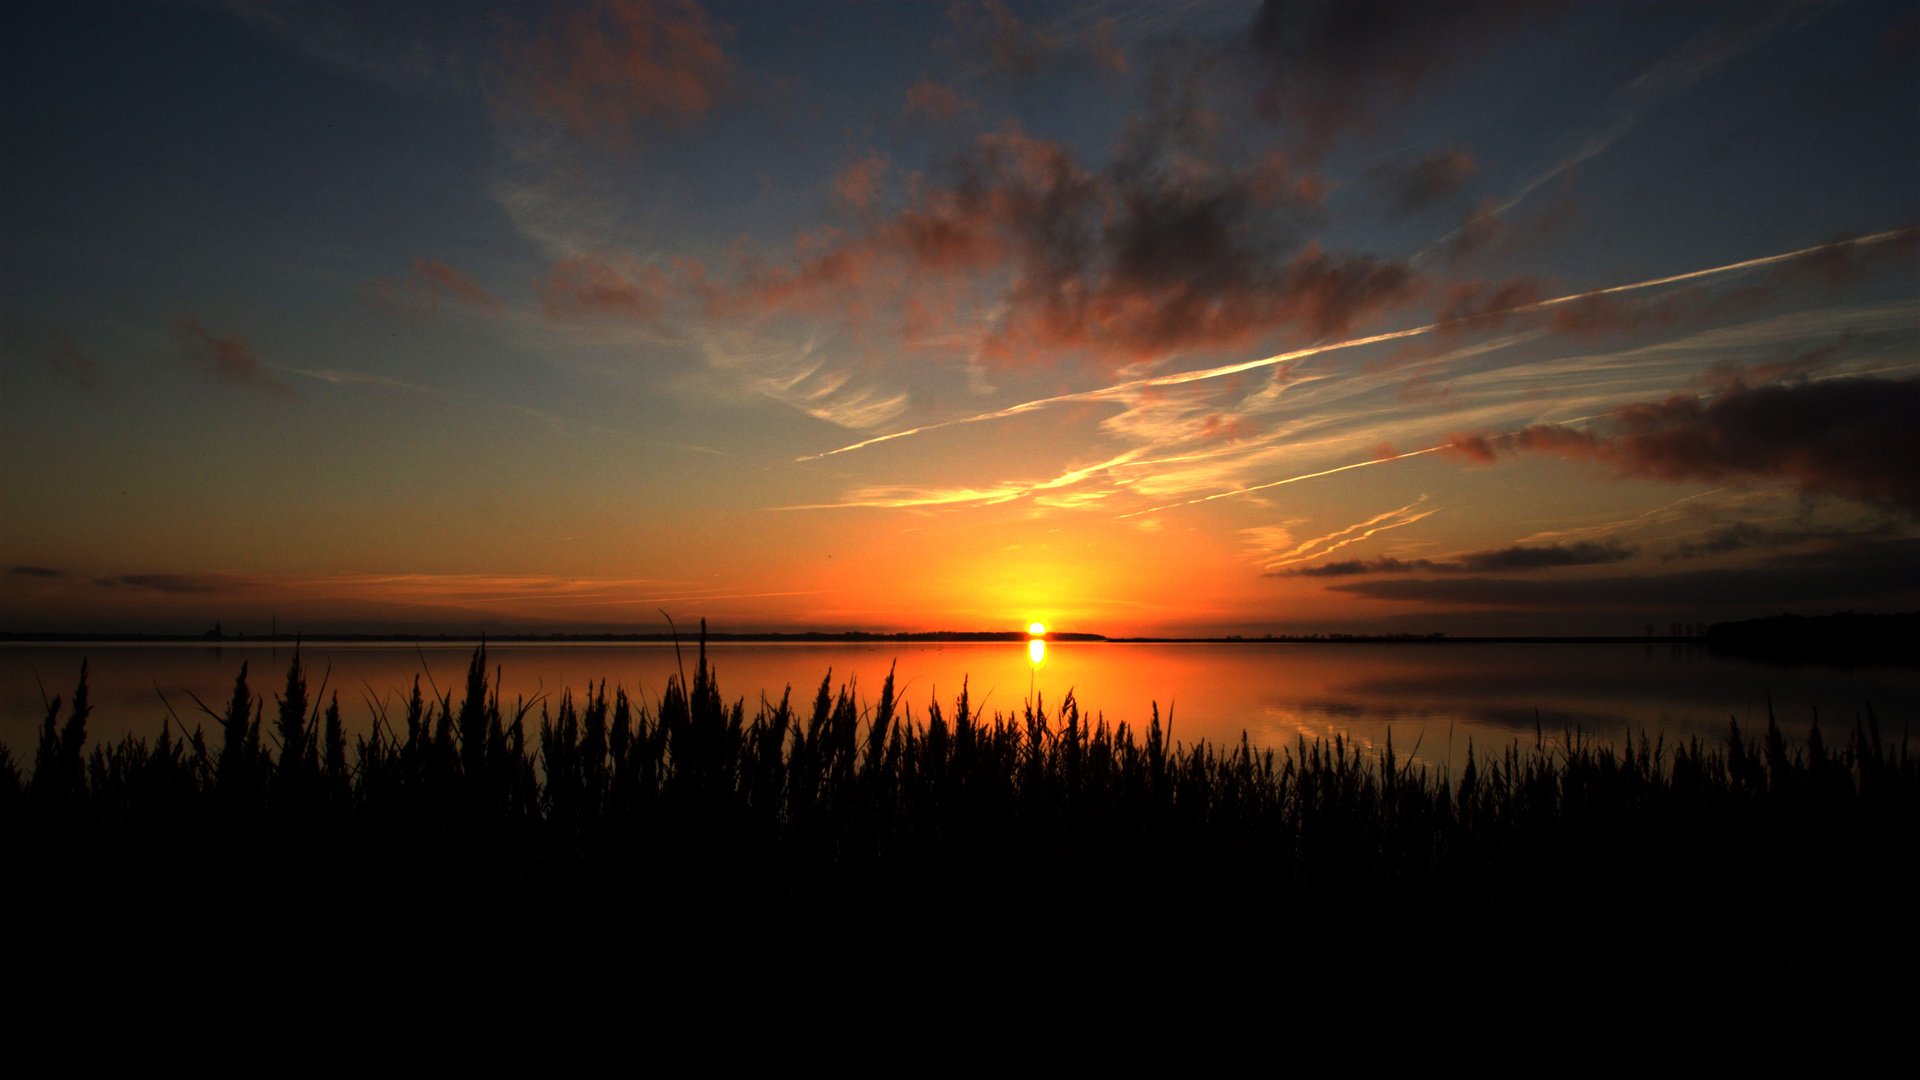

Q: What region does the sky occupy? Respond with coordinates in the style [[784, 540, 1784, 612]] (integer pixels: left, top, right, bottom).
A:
[[2, 0, 1916, 637]]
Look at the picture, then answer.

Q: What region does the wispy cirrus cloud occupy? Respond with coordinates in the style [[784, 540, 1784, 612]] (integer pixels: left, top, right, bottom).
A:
[[1248, 499, 1438, 571], [800, 231, 1916, 464], [177, 316, 291, 395]]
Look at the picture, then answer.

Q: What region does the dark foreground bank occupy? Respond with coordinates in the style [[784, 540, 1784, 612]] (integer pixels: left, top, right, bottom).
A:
[[5, 631, 1915, 981]]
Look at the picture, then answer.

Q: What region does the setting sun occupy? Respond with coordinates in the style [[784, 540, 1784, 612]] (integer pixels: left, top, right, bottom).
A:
[[1028, 622, 1046, 636]]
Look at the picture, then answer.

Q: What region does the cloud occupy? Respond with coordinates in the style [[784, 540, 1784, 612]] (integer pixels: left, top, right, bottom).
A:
[[949, 0, 1064, 78], [1250, 499, 1437, 570], [1382, 146, 1477, 214], [10, 566, 64, 578], [91, 573, 251, 594], [47, 331, 101, 390], [800, 229, 1915, 463], [1247, 0, 1545, 160], [1691, 335, 1847, 391], [372, 258, 502, 317], [833, 151, 888, 212], [1291, 540, 1635, 576], [1665, 519, 1897, 561], [710, 125, 1411, 368], [1086, 17, 1129, 74], [1446, 375, 1920, 515], [537, 252, 668, 320], [177, 317, 290, 394], [499, 0, 732, 146], [902, 78, 975, 122], [1326, 538, 1920, 608]]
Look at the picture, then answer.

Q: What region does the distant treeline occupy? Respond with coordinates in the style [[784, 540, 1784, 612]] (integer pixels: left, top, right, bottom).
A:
[[1707, 611, 1920, 665], [5, 629, 1914, 961]]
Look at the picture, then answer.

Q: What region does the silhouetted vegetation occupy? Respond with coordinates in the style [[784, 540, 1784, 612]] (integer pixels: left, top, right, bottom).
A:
[[6, 628, 1914, 960]]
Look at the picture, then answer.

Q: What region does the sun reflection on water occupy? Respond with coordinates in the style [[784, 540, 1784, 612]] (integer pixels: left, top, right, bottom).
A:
[[1029, 638, 1045, 664]]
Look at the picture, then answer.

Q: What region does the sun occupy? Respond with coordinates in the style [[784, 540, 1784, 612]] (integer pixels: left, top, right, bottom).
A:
[[1027, 622, 1047, 636]]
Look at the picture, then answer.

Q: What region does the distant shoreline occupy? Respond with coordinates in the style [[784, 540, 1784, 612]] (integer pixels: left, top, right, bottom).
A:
[[5, 611, 1913, 661], [0, 630, 1700, 645]]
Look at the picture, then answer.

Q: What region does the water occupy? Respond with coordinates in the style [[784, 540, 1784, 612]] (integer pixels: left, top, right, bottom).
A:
[[4, 641, 1914, 774]]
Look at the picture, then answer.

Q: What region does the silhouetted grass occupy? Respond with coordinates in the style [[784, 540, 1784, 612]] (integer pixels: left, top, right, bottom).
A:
[[5, 626, 1914, 962]]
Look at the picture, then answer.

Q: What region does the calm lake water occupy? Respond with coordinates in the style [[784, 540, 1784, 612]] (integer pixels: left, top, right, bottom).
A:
[[5, 641, 1915, 775]]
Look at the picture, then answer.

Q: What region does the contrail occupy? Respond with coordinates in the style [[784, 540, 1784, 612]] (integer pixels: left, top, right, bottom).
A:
[[1113, 446, 1449, 519], [1114, 410, 1609, 520], [797, 227, 1916, 462]]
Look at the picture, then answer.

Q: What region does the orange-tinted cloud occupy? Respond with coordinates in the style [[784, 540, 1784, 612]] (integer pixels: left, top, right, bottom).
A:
[[1086, 17, 1129, 73], [834, 151, 888, 211], [501, 0, 732, 145], [414, 259, 502, 314], [952, 0, 1062, 78], [1447, 375, 1920, 514], [177, 316, 290, 394], [537, 252, 667, 321], [902, 78, 974, 122], [372, 258, 503, 317]]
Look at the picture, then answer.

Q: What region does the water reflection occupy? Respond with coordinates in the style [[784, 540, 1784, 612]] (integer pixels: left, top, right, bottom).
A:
[[3, 640, 1915, 776]]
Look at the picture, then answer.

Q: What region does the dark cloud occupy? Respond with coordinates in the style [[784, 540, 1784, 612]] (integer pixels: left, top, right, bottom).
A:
[[1327, 538, 1920, 608], [1287, 541, 1634, 577], [10, 566, 64, 579], [1453, 540, 1636, 572], [47, 331, 101, 390], [1247, 0, 1548, 160], [703, 119, 1410, 366], [1665, 519, 1898, 561], [1445, 375, 1920, 515], [500, 0, 733, 146], [1382, 146, 1477, 214], [92, 573, 248, 594], [177, 317, 290, 394]]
